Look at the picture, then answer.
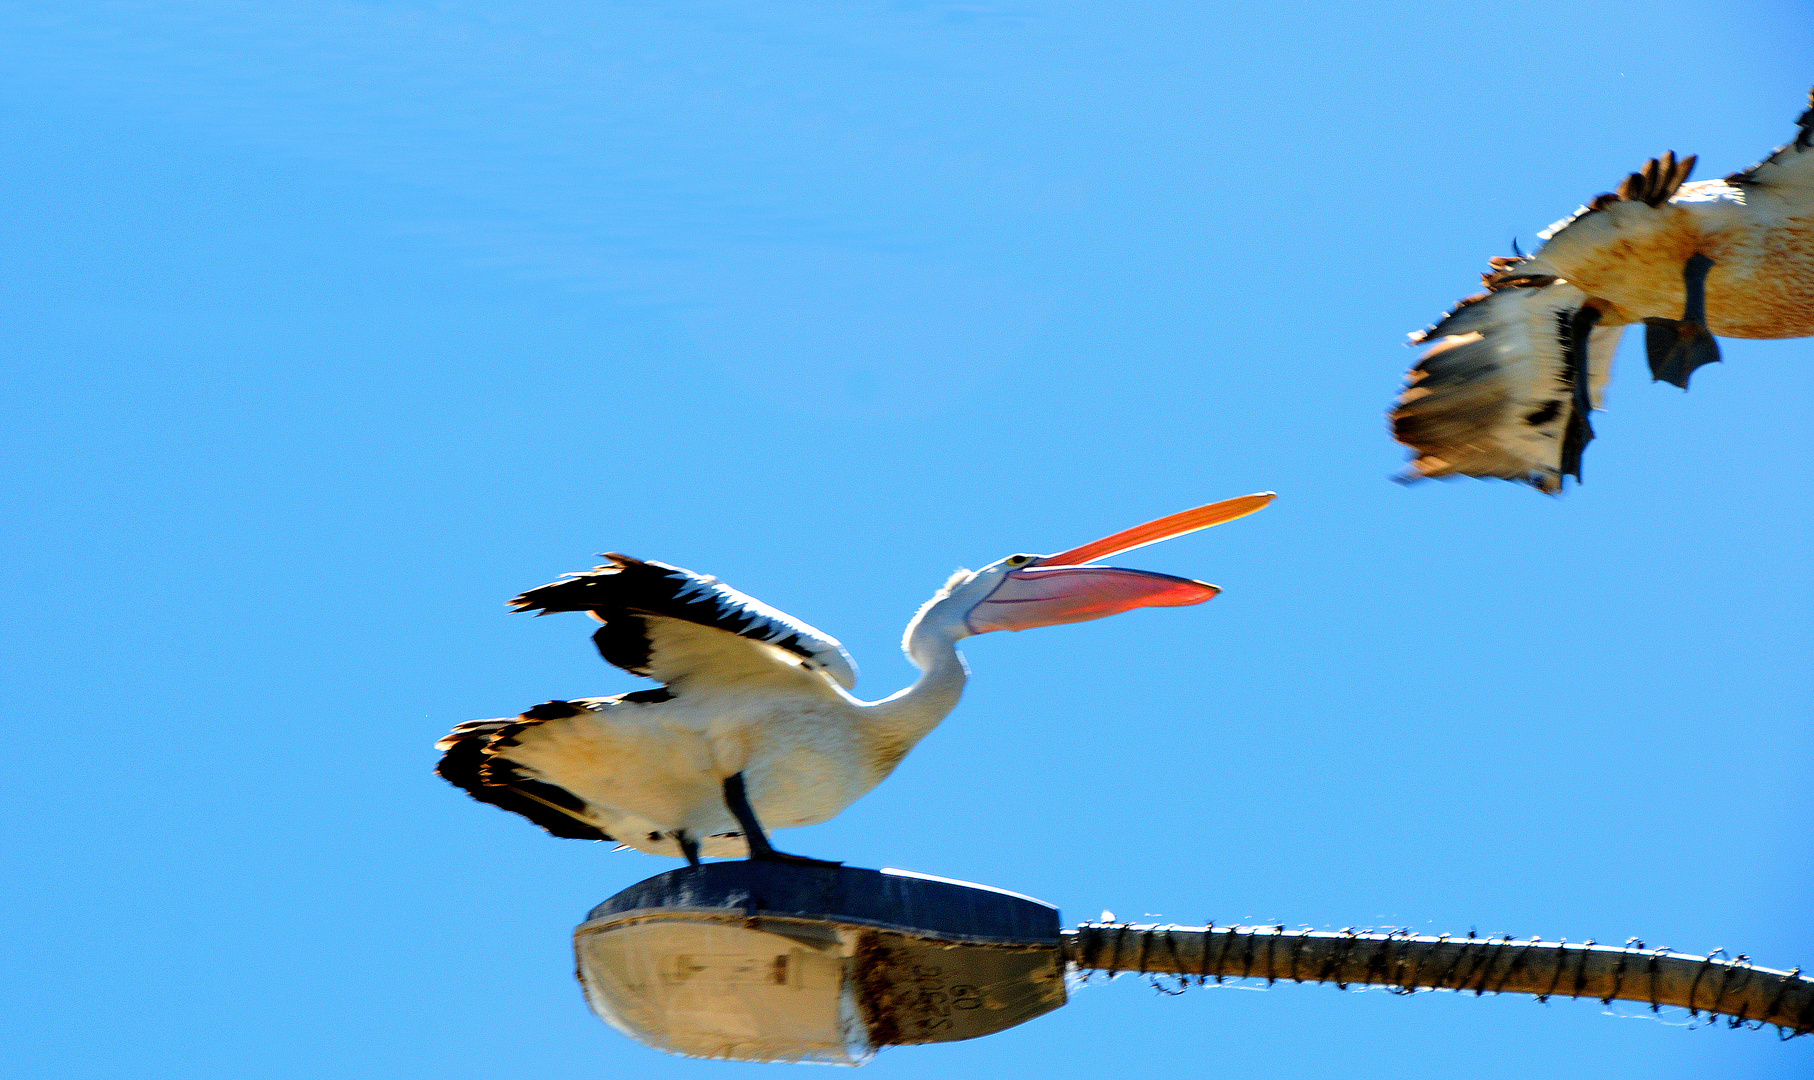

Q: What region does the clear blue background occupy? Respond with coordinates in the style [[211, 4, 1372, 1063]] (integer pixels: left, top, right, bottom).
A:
[[3, 3, 1809, 1078]]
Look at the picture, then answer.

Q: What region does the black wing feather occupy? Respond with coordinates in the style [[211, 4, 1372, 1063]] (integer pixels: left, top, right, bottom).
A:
[[434, 702, 613, 841]]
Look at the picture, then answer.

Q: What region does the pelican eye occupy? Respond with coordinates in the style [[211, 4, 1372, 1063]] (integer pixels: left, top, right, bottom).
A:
[[1007, 555, 1033, 566]]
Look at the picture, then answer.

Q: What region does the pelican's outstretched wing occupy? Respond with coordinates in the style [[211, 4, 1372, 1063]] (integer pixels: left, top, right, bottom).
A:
[[510, 553, 859, 692], [1394, 280, 1623, 493], [1391, 146, 1702, 493]]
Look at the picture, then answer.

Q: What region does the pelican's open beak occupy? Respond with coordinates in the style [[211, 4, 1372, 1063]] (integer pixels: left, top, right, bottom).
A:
[[964, 492, 1275, 634]]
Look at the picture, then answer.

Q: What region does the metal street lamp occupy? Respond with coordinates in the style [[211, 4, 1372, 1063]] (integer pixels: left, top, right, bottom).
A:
[[573, 863, 1813, 1065]]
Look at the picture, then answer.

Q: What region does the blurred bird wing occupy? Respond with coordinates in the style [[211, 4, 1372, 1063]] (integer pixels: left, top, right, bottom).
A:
[[1395, 282, 1622, 493]]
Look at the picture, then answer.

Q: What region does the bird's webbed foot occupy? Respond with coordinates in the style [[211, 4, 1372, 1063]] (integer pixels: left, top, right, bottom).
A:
[[1645, 253, 1722, 389], [1645, 319, 1721, 388]]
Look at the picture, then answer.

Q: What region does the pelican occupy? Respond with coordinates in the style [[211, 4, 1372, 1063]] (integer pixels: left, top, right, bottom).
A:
[[437, 493, 1273, 865], [1393, 89, 1814, 493]]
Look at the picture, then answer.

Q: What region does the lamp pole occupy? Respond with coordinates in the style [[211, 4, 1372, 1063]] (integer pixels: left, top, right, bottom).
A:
[[1067, 921, 1812, 1035]]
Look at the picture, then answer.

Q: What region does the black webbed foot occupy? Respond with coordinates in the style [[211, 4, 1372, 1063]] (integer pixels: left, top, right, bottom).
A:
[[675, 831, 702, 868], [1646, 252, 1722, 389], [722, 772, 841, 868], [1644, 318, 1722, 388]]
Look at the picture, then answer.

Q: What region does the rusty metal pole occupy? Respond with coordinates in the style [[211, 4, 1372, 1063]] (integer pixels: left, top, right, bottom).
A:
[[1066, 923, 1814, 1038]]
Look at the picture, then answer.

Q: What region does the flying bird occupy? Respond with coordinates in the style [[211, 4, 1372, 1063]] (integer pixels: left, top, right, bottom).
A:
[[436, 493, 1274, 866], [1393, 89, 1814, 493]]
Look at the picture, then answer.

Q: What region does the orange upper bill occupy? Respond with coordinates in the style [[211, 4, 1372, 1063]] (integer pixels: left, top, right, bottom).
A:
[[1034, 492, 1275, 567]]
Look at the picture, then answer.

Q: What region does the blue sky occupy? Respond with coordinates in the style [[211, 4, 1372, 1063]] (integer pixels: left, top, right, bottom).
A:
[[3, 3, 1809, 1078]]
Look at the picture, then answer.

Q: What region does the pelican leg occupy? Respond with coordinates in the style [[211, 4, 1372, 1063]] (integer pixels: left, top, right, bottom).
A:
[[722, 773, 842, 868], [1559, 305, 1602, 484], [676, 831, 702, 868], [1644, 253, 1722, 389]]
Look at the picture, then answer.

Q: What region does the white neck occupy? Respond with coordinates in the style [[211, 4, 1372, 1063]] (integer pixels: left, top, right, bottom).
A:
[[857, 595, 973, 768]]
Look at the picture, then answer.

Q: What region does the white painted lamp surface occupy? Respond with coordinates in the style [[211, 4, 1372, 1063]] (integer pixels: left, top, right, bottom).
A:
[[573, 863, 1067, 1065]]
